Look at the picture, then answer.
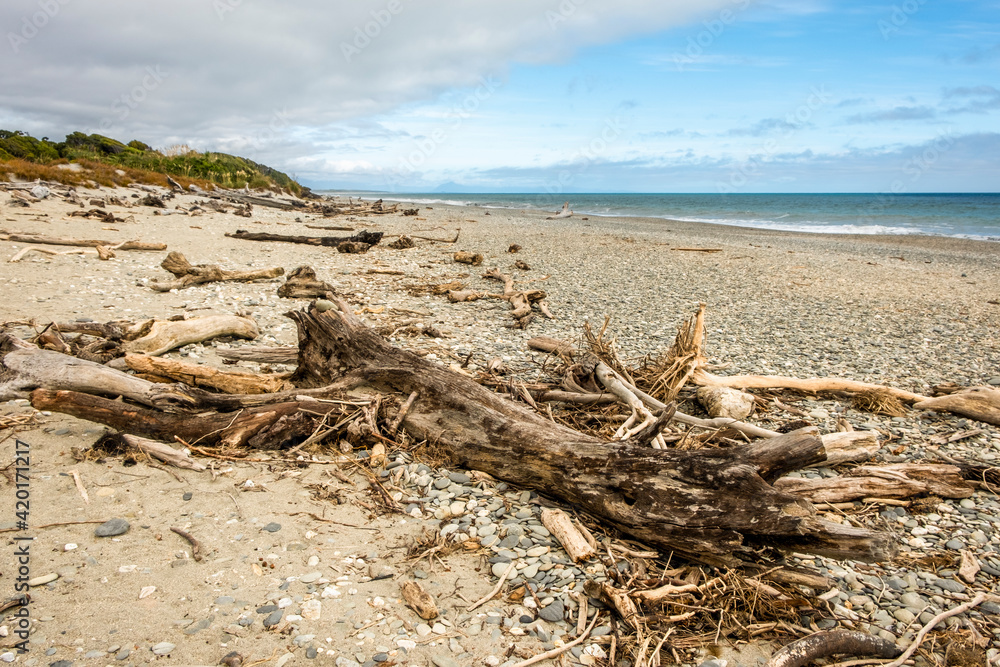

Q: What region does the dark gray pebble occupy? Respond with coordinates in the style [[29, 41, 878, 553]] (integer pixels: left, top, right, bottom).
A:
[[256, 604, 278, 614], [182, 492, 193, 501], [263, 609, 284, 627], [262, 522, 282, 533]]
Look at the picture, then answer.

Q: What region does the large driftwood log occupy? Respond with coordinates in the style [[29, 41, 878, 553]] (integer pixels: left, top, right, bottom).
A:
[[0, 231, 166, 251], [149, 252, 284, 292], [914, 387, 1000, 426], [287, 301, 893, 564], [123, 315, 259, 356], [0, 336, 194, 409], [225, 229, 383, 248]]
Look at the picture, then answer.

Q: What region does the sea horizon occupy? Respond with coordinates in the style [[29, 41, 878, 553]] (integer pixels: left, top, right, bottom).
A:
[[319, 191, 1000, 242]]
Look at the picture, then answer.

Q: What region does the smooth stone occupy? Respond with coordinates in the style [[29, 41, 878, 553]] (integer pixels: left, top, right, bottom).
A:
[[215, 596, 236, 605], [299, 571, 323, 583], [934, 578, 966, 593], [151, 642, 175, 656], [262, 522, 282, 532], [28, 573, 59, 587], [538, 600, 564, 622], [434, 478, 451, 490], [306, 648, 319, 659], [432, 657, 461, 667], [945, 538, 965, 550], [448, 473, 471, 484], [95, 518, 130, 537], [492, 562, 513, 578], [83, 652, 104, 660], [263, 609, 284, 627], [115, 649, 131, 661]]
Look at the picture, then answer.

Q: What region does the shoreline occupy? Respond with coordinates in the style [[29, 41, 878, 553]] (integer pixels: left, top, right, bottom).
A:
[[335, 192, 1000, 244]]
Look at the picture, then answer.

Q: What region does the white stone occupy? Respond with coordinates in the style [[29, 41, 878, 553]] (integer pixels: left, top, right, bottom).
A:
[[302, 599, 322, 621]]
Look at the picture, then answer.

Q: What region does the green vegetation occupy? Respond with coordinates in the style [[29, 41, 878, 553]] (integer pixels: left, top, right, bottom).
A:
[[0, 129, 302, 194]]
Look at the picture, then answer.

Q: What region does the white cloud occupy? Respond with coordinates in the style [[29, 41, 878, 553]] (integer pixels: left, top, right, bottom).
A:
[[0, 0, 737, 145]]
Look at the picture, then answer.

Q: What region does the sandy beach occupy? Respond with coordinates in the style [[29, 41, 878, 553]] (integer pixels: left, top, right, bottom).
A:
[[2, 182, 999, 666]]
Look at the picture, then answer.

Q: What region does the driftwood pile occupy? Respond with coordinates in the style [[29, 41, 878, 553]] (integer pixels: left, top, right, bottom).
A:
[[3, 296, 999, 664]]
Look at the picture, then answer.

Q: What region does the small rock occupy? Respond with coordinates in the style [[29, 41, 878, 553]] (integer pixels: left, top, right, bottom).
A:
[[263, 609, 284, 627], [95, 518, 130, 537], [28, 573, 58, 587], [538, 600, 564, 622], [431, 657, 460, 667], [262, 522, 282, 533], [151, 642, 175, 656]]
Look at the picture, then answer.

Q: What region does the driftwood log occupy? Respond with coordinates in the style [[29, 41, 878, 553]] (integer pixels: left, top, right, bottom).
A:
[[914, 387, 1000, 426], [0, 231, 165, 251], [482, 268, 550, 329], [149, 252, 284, 292], [122, 315, 259, 357], [286, 301, 892, 565], [125, 354, 292, 394], [277, 266, 336, 299], [225, 229, 383, 248]]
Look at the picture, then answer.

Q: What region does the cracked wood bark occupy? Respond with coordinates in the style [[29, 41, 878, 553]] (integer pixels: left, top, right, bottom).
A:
[[225, 229, 383, 247], [149, 252, 284, 292], [288, 301, 893, 565], [773, 463, 974, 503]]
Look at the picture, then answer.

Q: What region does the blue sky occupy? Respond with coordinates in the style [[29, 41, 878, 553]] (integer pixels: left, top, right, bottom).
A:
[[3, 0, 998, 192]]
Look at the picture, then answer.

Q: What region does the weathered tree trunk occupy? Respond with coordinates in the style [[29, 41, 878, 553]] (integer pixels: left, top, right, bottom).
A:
[[225, 229, 383, 247], [149, 252, 284, 292], [30, 389, 347, 449], [287, 302, 893, 565]]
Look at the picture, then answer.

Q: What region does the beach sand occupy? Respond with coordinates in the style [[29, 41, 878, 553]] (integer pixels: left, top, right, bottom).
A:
[[1, 183, 999, 665]]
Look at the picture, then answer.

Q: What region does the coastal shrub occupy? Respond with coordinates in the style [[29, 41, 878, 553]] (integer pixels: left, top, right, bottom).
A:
[[0, 129, 301, 194]]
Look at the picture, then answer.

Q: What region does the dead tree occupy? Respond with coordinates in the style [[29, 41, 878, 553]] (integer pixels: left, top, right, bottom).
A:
[[287, 302, 892, 565]]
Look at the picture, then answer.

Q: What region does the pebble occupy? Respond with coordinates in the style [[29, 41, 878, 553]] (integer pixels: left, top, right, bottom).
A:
[[94, 518, 130, 537], [263, 609, 284, 627], [27, 573, 58, 587], [538, 600, 564, 622], [151, 642, 175, 656], [262, 522, 282, 532]]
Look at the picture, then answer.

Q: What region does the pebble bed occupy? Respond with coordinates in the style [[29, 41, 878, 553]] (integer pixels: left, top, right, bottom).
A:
[[3, 190, 1000, 666]]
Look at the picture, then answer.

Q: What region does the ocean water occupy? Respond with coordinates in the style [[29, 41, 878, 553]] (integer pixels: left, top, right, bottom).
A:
[[329, 192, 1000, 241]]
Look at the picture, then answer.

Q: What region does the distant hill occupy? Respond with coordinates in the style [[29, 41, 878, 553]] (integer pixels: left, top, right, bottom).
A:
[[0, 130, 303, 194]]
